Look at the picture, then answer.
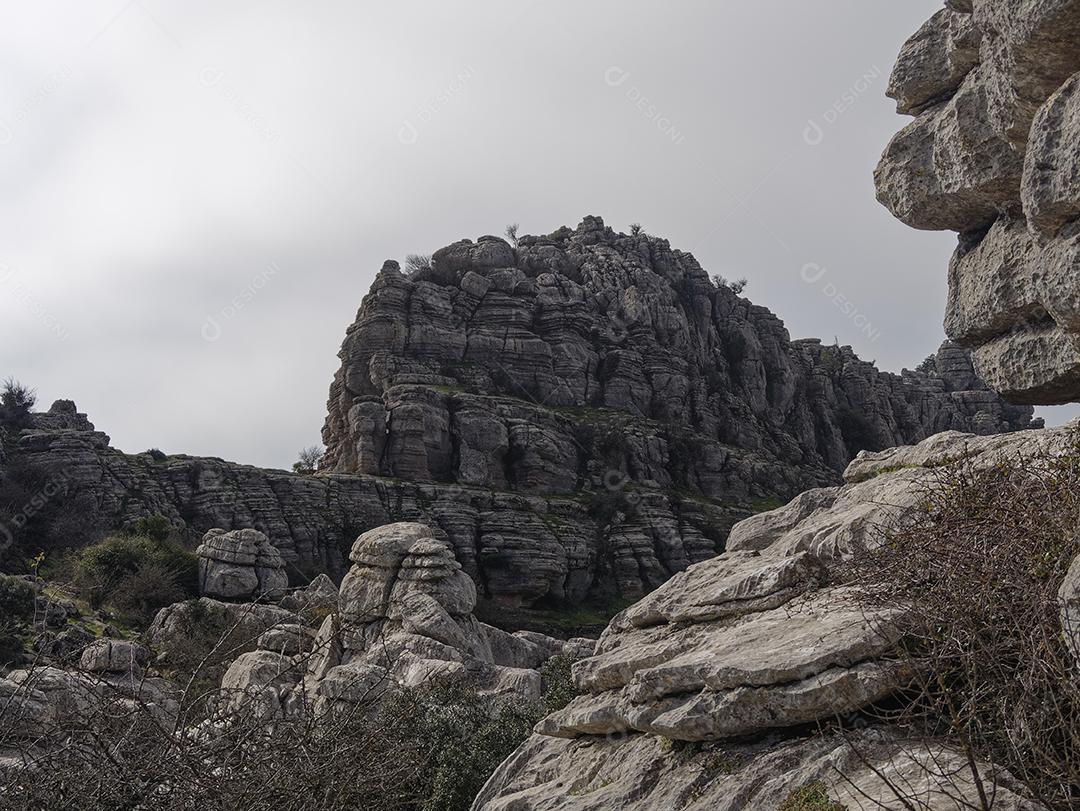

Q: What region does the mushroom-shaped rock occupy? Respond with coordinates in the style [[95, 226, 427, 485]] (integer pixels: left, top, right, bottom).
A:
[[196, 528, 289, 601]]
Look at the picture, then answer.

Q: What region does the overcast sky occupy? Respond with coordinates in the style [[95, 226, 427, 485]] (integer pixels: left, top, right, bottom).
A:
[[2, 1, 1072, 470]]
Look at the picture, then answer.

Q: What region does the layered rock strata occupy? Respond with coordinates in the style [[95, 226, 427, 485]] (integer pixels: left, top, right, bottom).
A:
[[473, 424, 1068, 809], [196, 528, 289, 601], [214, 522, 592, 718], [877, 0, 1080, 403], [10, 234, 1033, 606], [322, 218, 1034, 486]]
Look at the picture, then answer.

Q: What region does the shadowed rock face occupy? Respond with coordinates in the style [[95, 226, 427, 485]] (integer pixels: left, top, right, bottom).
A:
[[321, 216, 1032, 488], [472, 424, 1063, 811], [10, 218, 1032, 608], [876, 0, 1080, 404]]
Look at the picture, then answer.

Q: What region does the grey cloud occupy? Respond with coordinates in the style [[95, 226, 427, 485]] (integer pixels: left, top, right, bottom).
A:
[[1, 0, 1066, 470]]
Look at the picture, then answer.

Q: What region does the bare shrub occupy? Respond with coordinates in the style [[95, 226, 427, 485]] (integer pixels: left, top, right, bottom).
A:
[[0, 619, 579, 811], [292, 445, 322, 475], [109, 563, 187, 627], [404, 254, 433, 275], [504, 223, 519, 247], [846, 434, 1080, 810], [711, 274, 747, 294], [0, 379, 35, 434]]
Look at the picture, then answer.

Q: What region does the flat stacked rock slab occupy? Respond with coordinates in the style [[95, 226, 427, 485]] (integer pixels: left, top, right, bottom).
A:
[[475, 425, 1065, 810], [876, 0, 1080, 404], [472, 728, 1042, 811], [196, 528, 288, 601]]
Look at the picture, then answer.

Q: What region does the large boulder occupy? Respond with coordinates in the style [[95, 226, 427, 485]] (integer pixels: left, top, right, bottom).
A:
[[196, 528, 289, 601], [79, 640, 150, 676], [876, 0, 1080, 404], [472, 728, 1042, 811]]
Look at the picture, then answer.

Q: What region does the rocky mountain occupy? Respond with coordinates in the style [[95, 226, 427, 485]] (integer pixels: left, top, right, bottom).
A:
[[321, 216, 1033, 486], [6, 219, 1033, 610], [876, 0, 1080, 403]]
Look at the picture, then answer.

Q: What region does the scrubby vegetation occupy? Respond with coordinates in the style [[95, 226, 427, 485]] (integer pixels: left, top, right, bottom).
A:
[[404, 253, 433, 274], [292, 445, 322, 475], [0, 628, 578, 811], [66, 522, 198, 625], [0, 379, 35, 434], [848, 435, 1080, 810], [777, 781, 847, 811]]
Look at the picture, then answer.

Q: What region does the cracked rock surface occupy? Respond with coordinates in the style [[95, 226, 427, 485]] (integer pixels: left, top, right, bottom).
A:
[[473, 424, 1065, 810], [9, 216, 1032, 607], [876, 0, 1080, 404]]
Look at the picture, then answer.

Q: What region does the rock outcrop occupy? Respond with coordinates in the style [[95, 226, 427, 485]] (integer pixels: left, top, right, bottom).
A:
[[876, 0, 1080, 403], [213, 522, 591, 718], [322, 218, 1034, 485], [474, 424, 1067, 810], [5, 222, 1033, 607], [196, 528, 288, 601], [473, 728, 1040, 811]]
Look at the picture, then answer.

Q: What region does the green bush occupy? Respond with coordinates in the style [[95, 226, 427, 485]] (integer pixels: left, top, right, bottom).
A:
[[72, 534, 198, 617], [0, 378, 35, 434], [0, 574, 35, 620], [128, 514, 174, 543], [778, 781, 847, 811], [109, 562, 187, 625], [380, 665, 579, 811]]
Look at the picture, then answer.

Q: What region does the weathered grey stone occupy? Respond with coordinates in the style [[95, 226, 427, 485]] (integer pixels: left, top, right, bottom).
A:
[[147, 597, 300, 657], [196, 528, 289, 601], [327, 523, 581, 705], [219, 649, 301, 718], [1061, 553, 1080, 668], [543, 586, 905, 741], [888, 9, 981, 115], [79, 640, 150, 675], [877, 0, 1080, 403], [472, 728, 1043, 811], [257, 624, 318, 656], [1024, 71, 1080, 239], [278, 573, 339, 615]]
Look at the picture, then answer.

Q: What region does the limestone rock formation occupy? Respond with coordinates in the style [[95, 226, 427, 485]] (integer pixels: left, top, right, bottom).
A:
[[475, 424, 1066, 809], [209, 522, 590, 719], [196, 528, 289, 601], [876, 0, 1080, 403], [322, 218, 1033, 485], [6, 216, 1033, 607], [472, 728, 1040, 811], [320, 522, 590, 710]]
